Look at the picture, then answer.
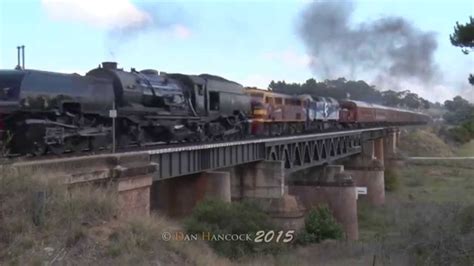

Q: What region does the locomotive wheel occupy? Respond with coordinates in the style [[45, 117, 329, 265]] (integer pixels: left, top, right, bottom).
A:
[[65, 137, 87, 153], [31, 141, 47, 156], [90, 136, 108, 151], [49, 144, 65, 155]]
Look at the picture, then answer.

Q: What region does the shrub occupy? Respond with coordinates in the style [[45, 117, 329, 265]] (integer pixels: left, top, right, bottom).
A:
[[403, 203, 474, 266], [384, 167, 400, 192], [448, 126, 472, 143], [184, 199, 280, 259], [297, 205, 343, 245]]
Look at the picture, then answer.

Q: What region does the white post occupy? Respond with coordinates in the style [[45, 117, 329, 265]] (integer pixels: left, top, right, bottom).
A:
[[111, 101, 117, 153]]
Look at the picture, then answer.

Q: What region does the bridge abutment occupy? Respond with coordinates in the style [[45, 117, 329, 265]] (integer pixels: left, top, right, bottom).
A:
[[9, 153, 158, 218], [115, 174, 154, 217]]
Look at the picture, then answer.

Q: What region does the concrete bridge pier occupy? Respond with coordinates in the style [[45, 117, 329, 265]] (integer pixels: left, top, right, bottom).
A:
[[374, 138, 384, 166], [345, 157, 385, 206], [288, 165, 359, 240], [361, 140, 375, 159], [384, 130, 405, 167], [396, 130, 401, 146], [384, 131, 397, 158], [151, 171, 231, 217], [231, 161, 306, 231]]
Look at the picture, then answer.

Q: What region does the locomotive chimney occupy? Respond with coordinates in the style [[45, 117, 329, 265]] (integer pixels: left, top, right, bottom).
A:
[[21, 45, 25, 69], [16, 46, 21, 69], [102, 62, 117, 70]]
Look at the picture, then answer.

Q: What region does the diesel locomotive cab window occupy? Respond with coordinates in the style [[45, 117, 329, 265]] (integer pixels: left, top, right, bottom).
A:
[[209, 91, 220, 111]]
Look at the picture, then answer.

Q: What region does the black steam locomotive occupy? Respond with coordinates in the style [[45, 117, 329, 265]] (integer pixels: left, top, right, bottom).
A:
[[0, 62, 251, 155]]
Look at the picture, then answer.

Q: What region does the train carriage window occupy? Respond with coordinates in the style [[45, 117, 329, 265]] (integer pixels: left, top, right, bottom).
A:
[[209, 91, 220, 111], [275, 97, 282, 105], [265, 97, 273, 104]]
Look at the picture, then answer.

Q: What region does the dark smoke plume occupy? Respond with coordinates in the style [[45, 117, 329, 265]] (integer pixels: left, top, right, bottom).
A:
[[298, 0, 439, 89]]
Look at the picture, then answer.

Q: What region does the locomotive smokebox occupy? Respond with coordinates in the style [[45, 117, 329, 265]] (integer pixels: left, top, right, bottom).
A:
[[102, 62, 117, 70]]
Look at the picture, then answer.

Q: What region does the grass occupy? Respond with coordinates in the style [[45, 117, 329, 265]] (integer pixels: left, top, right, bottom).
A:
[[456, 140, 474, 156], [398, 129, 453, 157], [0, 167, 232, 266], [396, 163, 474, 203], [384, 167, 400, 192]]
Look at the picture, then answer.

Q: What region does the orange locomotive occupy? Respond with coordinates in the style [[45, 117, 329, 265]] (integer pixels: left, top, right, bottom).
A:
[[245, 88, 305, 136]]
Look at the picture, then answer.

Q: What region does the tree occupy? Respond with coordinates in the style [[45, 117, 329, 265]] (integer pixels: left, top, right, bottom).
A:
[[450, 16, 474, 85], [443, 96, 474, 124], [382, 90, 401, 107], [403, 92, 422, 109]]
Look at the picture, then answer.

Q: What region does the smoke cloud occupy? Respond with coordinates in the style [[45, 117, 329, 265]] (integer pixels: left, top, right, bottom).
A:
[[298, 0, 440, 90], [107, 2, 191, 41], [42, 0, 191, 46]]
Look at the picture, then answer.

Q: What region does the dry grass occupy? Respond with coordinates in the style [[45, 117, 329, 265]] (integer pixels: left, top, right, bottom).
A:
[[456, 140, 474, 156], [0, 167, 119, 264], [0, 167, 231, 266], [398, 129, 453, 157]]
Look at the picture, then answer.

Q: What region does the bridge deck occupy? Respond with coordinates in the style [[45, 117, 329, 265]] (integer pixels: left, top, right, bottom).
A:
[[6, 127, 395, 180]]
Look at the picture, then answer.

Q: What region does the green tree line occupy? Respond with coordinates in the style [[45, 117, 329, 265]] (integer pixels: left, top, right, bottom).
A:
[[268, 78, 431, 110]]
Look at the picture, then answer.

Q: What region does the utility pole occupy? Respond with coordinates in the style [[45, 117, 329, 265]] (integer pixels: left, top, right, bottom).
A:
[[110, 100, 117, 153]]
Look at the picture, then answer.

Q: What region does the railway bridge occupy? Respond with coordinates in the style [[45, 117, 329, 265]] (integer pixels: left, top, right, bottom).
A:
[[4, 127, 402, 241]]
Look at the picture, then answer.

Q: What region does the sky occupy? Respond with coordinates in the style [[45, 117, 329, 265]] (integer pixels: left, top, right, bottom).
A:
[[0, 0, 473, 103]]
